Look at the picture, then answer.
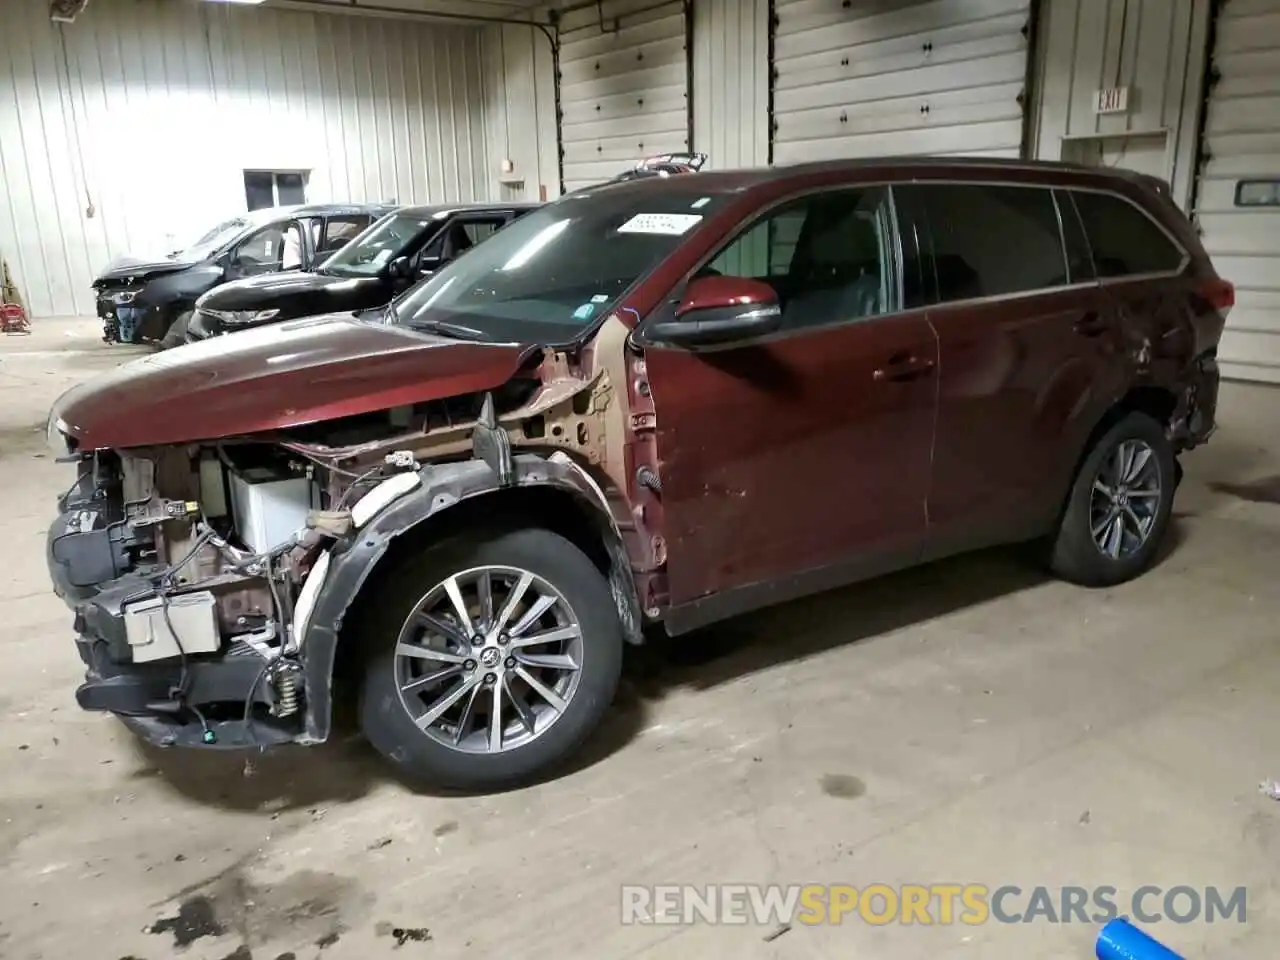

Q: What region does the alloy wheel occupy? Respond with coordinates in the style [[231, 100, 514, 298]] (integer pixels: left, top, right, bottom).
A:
[[393, 565, 584, 754], [1089, 438, 1163, 560]]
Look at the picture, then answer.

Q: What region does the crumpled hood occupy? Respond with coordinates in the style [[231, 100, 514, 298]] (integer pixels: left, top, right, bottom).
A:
[[51, 314, 531, 449], [94, 253, 197, 284]]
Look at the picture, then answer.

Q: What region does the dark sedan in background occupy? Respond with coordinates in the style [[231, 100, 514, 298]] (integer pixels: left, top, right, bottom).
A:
[[184, 202, 539, 343], [93, 202, 395, 346]]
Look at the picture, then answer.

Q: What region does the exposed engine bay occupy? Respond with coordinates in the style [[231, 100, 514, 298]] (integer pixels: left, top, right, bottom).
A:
[[47, 438, 408, 745], [44, 331, 660, 749]]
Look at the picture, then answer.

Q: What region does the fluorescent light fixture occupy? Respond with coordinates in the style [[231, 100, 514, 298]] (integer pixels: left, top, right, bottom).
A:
[[202, 0, 268, 5]]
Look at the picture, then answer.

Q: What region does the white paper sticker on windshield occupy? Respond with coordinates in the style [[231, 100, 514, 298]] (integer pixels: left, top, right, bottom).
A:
[[617, 213, 703, 236]]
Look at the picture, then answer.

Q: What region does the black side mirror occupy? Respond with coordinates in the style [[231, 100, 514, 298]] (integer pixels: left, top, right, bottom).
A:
[[644, 276, 782, 349], [388, 256, 412, 279]]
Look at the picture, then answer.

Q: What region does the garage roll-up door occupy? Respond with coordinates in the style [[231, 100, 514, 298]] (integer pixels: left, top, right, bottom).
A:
[[772, 0, 1032, 164], [1194, 0, 1280, 383], [558, 0, 690, 192]]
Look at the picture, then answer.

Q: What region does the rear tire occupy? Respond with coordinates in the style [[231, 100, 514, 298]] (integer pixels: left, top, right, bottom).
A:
[[160, 311, 192, 349], [357, 527, 623, 790], [1049, 411, 1176, 587]]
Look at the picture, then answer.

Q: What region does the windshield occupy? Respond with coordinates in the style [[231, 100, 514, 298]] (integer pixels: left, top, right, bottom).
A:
[[389, 186, 732, 343], [176, 218, 249, 260], [321, 212, 435, 277]]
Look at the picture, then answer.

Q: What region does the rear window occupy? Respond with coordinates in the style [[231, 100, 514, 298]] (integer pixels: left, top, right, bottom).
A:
[[1070, 190, 1185, 278], [916, 184, 1069, 302]]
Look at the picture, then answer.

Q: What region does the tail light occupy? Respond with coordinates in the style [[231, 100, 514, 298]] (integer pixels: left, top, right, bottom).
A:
[[1199, 277, 1235, 316]]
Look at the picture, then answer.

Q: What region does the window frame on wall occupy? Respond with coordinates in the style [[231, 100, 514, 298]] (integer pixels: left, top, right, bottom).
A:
[[243, 170, 310, 212]]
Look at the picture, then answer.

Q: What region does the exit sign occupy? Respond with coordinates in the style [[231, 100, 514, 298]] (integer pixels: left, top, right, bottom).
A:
[[1095, 87, 1130, 114]]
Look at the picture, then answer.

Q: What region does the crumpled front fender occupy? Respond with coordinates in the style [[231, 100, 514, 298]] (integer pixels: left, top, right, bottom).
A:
[[296, 453, 632, 744]]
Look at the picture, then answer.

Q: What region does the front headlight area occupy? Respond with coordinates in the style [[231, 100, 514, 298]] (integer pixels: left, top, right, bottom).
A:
[[45, 412, 74, 457], [203, 308, 280, 327]]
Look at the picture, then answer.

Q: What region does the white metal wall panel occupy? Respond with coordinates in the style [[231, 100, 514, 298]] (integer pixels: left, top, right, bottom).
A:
[[558, 0, 690, 192], [1194, 0, 1280, 383], [0, 0, 490, 319], [772, 0, 1032, 164], [1030, 0, 1211, 212], [481, 22, 562, 201], [692, 0, 770, 169]]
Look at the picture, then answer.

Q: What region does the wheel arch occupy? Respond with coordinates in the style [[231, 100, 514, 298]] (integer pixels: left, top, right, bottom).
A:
[[297, 455, 642, 745], [1055, 384, 1181, 525]]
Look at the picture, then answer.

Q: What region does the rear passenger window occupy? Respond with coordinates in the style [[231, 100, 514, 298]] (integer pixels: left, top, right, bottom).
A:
[[918, 184, 1068, 302], [1070, 191, 1185, 278]]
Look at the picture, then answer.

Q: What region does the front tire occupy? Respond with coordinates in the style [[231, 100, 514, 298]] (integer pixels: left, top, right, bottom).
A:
[[357, 527, 624, 790], [1049, 411, 1176, 587], [160, 311, 193, 349]]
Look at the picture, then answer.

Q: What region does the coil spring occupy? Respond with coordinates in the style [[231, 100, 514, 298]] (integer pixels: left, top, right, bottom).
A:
[[274, 670, 299, 718]]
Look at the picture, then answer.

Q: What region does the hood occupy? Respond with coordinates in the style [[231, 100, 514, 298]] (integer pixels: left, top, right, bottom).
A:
[[94, 253, 198, 284], [198, 271, 383, 312], [51, 314, 531, 450]]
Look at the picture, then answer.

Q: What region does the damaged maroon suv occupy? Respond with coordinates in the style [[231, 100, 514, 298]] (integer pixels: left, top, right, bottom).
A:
[[46, 158, 1227, 789]]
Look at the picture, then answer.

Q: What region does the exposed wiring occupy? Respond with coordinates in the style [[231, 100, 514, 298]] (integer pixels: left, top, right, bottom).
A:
[[337, 464, 388, 508], [242, 658, 275, 751], [243, 554, 289, 749], [283, 445, 374, 480]]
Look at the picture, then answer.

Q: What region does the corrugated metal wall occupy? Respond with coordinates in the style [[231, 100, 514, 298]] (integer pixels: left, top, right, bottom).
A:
[[1195, 0, 1280, 383], [0, 0, 491, 318], [1030, 0, 1211, 211], [691, 0, 770, 169], [480, 21, 561, 201], [771, 0, 1033, 163], [557, 0, 691, 192]]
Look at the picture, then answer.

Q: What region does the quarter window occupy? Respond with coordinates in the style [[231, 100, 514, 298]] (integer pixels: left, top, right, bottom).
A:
[[918, 184, 1068, 303], [1070, 190, 1185, 278], [700, 187, 896, 330]]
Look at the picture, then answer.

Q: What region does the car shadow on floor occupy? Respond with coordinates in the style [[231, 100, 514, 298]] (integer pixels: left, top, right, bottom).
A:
[[129, 523, 1188, 809], [1207, 474, 1280, 504]]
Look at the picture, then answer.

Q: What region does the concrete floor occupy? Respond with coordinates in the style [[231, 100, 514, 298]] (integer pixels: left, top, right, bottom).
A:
[[1, 320, 1278, 960]]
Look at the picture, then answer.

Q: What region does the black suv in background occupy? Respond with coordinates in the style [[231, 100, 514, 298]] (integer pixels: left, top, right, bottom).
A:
[[93, 203, 395, 346], [182, 202, 539, 343]]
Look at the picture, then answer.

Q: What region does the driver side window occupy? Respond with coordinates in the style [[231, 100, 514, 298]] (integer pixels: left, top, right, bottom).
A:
[[235, 221, 302, 273], [700, 187, 897, 331]]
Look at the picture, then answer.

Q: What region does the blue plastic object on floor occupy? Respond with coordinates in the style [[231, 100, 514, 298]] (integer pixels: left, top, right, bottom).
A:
[[1096, 918, 1184, 960]]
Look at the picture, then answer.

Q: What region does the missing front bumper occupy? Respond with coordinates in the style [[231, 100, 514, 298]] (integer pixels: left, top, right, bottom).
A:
[[74, 636, 297, 749]]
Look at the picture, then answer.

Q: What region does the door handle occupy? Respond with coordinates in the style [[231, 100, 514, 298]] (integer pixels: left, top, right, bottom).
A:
[[873, 353, 936, 382], [1074, 311, 1108, 338]]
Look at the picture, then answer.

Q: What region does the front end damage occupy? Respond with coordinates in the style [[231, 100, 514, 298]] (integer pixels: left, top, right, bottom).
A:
[[45, 326, 661, 749]]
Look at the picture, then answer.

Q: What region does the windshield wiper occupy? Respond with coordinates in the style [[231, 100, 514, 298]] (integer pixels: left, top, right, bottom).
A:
[[406, 317, 492, 341]]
